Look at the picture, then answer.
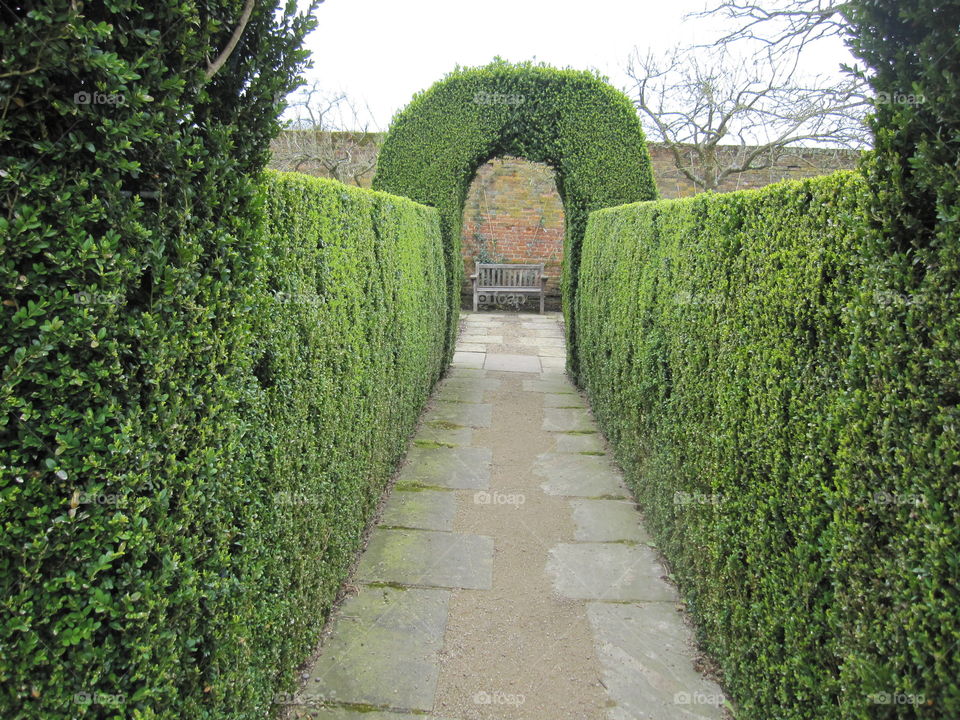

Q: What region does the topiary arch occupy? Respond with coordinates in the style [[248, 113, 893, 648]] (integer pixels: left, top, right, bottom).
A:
[[372, 59, 659, 377]]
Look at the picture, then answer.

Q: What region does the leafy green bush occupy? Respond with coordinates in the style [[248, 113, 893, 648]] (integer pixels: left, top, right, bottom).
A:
[[839, 2, 960, 712], [373, 59, 658, 374], [0, 3, 447, 713], [1, 163, 445, 717], [577, 169, 957, 718]]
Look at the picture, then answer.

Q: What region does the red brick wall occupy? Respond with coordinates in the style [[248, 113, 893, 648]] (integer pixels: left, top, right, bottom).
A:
[[460, 158, 565, 298]]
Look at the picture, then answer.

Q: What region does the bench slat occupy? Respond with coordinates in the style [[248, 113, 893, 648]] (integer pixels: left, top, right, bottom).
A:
[[472, 262, 547, 313]]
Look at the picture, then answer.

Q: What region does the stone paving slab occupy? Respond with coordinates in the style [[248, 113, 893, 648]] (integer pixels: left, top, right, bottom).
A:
[[540, 356, 566, 370], [445, 367, 488, 379], [535, 451, 628, 498], [296, 709, 460, 720], [398, 446, 491, 489], [543, 392, 587, 409], [421, 402, 492, 429], [441, 376, 502, 391], [536, 346, 566, 357], [456, 343, 487, 353], [357, 529, 494, 590], [483, 353, 541, 373], [543, 407, 595, 432], [434, 384, 488, 404], [415, 423, 473, 448], [518, 336, 564, 347], [300, 586, 450, 712], [523, 378, 577, 394], [451, 351, 484, 369], [570, 499, 652, 543], [588, 602, 727, 720], [553, 431, 606, 454], [381, 489, 456, 532], [546, 543, 678, 602], [459, 334, 503, 344]]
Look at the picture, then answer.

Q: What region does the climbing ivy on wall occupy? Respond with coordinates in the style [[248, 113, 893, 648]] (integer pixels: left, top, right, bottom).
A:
[[373, 59, 659, 375]]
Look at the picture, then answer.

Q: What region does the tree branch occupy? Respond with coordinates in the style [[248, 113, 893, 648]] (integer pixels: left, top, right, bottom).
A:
[[205, 0, 256, 81]]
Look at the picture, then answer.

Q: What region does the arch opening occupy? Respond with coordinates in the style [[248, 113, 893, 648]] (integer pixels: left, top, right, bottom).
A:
[[461, 156, 564, 311], [373, 59, 658, 377]]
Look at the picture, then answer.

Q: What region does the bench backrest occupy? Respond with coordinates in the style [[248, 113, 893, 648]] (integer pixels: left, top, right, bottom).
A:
[[475, 263, 543, 288]]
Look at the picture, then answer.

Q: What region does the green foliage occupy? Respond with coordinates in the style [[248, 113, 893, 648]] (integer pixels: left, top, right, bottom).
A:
[[840, 1, 960, 712], [577, 170, 958, 718], [1, 2, 447, 717], [0, 164, 445, 718], [373, 59, 658, 374]]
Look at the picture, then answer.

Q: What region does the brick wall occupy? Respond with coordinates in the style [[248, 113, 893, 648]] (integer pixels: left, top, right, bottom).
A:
[[269, 133, 860, 307], [461, 158, 565, 298]]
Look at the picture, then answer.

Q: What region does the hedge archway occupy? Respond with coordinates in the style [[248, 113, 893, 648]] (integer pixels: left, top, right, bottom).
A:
[[372, 59, 658, 377]]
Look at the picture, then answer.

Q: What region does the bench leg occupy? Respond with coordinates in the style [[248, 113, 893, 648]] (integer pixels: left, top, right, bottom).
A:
[[473, 282, 478, 312], [539, 291, 544, 314]]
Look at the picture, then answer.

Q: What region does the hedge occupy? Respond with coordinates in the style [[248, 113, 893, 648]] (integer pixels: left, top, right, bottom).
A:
[[840, 1, 960, 713], [0, 165, 446, 718], [577, 170, 958, 718], [372, 59, 658, 375]]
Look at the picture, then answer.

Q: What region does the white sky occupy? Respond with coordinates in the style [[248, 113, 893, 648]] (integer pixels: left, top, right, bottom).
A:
[[296, 0, 858, 130]]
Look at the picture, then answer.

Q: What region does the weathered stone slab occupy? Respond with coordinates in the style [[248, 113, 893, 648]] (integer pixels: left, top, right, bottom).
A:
[[445, 367, 487, 379], [570, 499, 652, 544], [546, 544, 677, 602], [357, 529, 494, 590], [535, 452, 627, 498], [456, 343, 487, 353], [588, 602, 727, 720], [451, 351, 484, 369], [543, 393, 587, 409], [297, 709, 460, 720], [518, 336, 564, 347], [539, 356, 567, 370], [553, 432, 605, 454], [459, 334, 503, 344], [536, 346, 566, 357], [441, 376, 502, 391], [543, 407, 594, 432], [523, 378, 577, 394], [484, 353, 541, 373], [398, 446, 491, 489], [422, 402, 492, 429], [299, 586, 450, 712], [435, 384, 488, 405], [381, 489, 456, 532], [415, 423, 473, 448]]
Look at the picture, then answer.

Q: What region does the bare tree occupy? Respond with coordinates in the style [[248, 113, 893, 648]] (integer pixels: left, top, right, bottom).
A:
[[270, 81, 381, 186], [691, 0, 851, 59], [627, 46, 868, 192]]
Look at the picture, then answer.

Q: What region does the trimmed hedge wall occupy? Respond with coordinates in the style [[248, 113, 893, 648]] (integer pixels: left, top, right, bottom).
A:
[[840, 2, 960, 714], [373, 59, 658, 374], [577, 171, 958, 718], [0, 169, 446, 718]]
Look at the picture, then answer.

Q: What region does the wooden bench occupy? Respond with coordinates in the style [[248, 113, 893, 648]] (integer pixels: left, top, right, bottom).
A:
[[471, 262, 549, 313]]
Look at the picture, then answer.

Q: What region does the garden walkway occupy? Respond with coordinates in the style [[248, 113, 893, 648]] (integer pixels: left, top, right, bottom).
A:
[[284, 312, 727, 720]]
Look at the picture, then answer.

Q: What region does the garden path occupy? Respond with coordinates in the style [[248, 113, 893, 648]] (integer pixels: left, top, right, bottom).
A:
[[284, 312, 727, 720]]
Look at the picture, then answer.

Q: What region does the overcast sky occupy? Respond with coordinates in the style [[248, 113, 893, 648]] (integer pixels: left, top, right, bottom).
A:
[[295, 0, 858, 130]]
